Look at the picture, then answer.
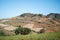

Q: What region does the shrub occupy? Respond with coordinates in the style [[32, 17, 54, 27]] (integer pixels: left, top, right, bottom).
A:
[[38, 14, 43, 17], [15, 27, 31, 35], [49, 20, 54, 24], [0, 30, 5, 36], [39, 29, 45, 33], [15, 27, 22, 35]]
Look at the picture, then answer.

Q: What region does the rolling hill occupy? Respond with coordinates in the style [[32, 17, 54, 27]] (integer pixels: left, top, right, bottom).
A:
[[0, 13, 60, 33]]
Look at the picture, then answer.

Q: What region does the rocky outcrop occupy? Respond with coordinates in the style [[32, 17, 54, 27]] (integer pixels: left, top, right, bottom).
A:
[[0, 24, 18, 36]]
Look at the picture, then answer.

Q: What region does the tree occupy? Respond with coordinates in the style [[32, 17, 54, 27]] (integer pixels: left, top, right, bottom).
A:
[[15, 27, 31, 35]]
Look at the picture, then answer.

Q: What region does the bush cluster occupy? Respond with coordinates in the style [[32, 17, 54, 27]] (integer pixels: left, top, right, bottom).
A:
[[15, 27, 31, 35], [0, 30, 5, 36]]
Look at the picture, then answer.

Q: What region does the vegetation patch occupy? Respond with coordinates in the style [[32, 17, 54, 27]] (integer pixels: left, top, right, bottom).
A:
[[0, 32, 60, 40], [0, 30, 5, 36], [15, 27, 31, 35]]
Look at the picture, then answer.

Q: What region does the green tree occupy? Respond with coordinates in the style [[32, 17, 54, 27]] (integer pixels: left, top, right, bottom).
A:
[[15, 27, 31, 35]]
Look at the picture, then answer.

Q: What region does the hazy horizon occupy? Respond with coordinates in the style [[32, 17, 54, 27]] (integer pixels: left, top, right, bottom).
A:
[[0, 0, 60, 19]]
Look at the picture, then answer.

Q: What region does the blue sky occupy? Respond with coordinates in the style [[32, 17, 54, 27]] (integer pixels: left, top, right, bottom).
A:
[[0, 0, 60, 19]]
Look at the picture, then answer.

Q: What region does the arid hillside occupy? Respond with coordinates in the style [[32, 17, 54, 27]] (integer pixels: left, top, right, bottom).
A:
[[0, 13, 60, 33]]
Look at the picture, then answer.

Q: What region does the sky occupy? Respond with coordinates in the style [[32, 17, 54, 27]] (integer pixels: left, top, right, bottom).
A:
[[0, 0, 60, 19]]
